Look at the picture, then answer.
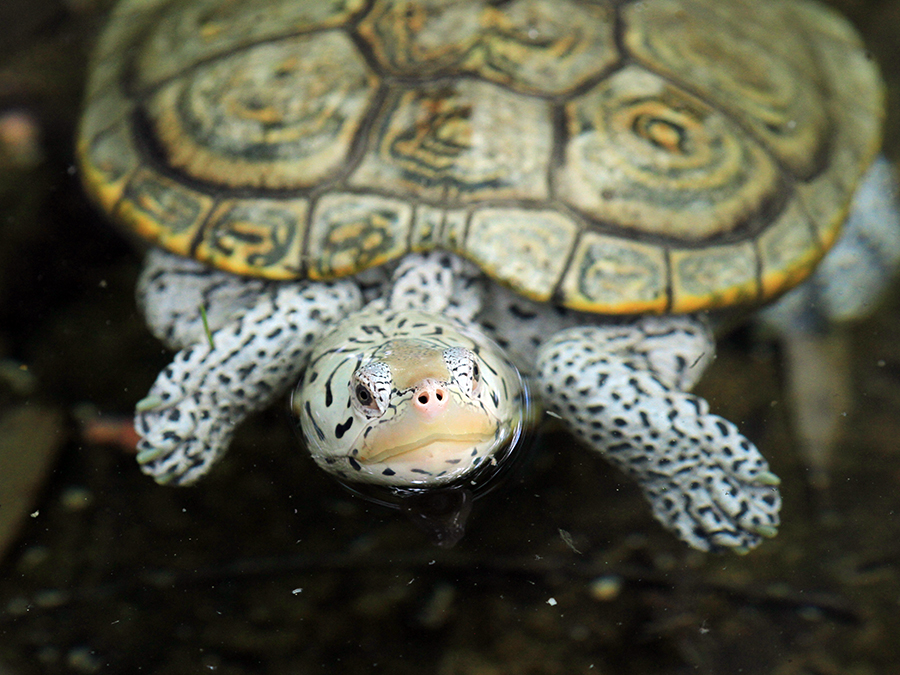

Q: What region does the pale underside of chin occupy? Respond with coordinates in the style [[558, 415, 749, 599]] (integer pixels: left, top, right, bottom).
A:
[[348, 431, 504, 486]]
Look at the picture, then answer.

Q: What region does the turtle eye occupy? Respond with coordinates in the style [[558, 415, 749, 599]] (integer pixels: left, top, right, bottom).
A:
[[443, 346, 480, 394], [354, 381, 382, 415], [352, 361, 391, 417], [355, 384, 373, 406]]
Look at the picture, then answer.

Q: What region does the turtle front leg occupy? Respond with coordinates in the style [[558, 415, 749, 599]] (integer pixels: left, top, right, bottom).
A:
[[135, 250, 362, 485], [536, 316, 781, 552]]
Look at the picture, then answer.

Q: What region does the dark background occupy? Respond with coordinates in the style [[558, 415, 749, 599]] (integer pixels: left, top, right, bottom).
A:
[[2, 1, 900, 673]]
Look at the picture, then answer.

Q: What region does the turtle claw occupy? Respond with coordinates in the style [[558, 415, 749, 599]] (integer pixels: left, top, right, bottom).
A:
[[755, 471, 782, 487], [135, 397, 233, 486], [135, 395, 164, 412], [635, 409, 783, 553], [152, 469, 181, 486], [136, 446, 167, 464], [132, 345, 235, 485], [751, 523, 779, 539]]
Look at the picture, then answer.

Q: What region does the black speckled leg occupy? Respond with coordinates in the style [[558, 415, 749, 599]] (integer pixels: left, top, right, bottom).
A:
[[134, 250, 362, 485], [536, 319, 782, 552]]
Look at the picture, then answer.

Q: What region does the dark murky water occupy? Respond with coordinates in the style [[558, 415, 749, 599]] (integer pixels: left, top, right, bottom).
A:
[[2, 1, 900, 673]]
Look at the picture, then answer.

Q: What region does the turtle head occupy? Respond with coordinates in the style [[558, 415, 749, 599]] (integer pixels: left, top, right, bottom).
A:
[[292, 309, 528, 493]]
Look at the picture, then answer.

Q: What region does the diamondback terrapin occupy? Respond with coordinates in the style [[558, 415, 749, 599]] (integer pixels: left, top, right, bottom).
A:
[[78, 0, 900, 552]]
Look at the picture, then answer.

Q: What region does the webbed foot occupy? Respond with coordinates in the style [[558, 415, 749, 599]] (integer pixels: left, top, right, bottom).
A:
[[537, 324, 781, 552]]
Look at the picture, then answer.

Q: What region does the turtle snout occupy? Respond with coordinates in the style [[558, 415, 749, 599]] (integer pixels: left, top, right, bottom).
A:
[[413, 380, 449, 420]]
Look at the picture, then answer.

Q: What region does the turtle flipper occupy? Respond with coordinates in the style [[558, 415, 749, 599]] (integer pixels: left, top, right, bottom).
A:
[[135, 258, 362, 485], [536, 320, 782, 552]]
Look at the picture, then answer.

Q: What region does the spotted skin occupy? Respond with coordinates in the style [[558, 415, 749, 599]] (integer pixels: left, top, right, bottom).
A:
[[536, 325, 780, 552], [295, 308, 525, 486], [383, 252, 484, 324], [135, 248, 780, 550], [475, 287, 782, 550], [138, 249, 271, 350], [293, 253, 523, 486], [135, 253, 362, 485]]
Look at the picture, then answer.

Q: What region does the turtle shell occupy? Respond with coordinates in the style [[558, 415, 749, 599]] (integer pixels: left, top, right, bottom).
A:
[[78, 0, 884, 314]]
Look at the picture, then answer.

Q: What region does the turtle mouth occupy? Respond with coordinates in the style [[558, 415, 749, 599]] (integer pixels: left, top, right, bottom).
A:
[[361, 431, 497, 465], [355, 403, 500, 468]]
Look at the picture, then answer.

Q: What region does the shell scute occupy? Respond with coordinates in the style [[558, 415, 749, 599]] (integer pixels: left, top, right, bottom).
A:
[[134, 0, 367, 90], [79, 121, 141, 213], [559, 233, 669, 314], [465, 207, 580, 301], [194, 198, 309, 278], [349, 79, 553, 203], [307, 193, 414, 279], [559, 66, 781, 242], [757, 198, 823, 299], [670, 242, 759, 312], [78, 0, 885, 314], [116, 167, 214, 256], [623, 0, 829, 179], [144, 31, 378, 191], [357, 0, 619, 95]]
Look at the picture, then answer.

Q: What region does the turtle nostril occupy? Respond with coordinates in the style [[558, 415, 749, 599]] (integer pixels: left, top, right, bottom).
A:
[[414, 383, 448, 414]]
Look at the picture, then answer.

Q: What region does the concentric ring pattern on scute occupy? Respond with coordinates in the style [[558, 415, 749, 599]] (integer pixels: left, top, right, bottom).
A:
[[77, 0, 884, 314]]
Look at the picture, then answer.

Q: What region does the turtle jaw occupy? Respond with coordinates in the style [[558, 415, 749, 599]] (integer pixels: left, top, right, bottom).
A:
[[360, 432, 497, 465], [356, 400, 500, 469], [356, 425, 497, 469]]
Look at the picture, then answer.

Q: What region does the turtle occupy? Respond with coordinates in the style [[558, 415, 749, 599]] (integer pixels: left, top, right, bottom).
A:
[[77, 0, 900, 552]]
